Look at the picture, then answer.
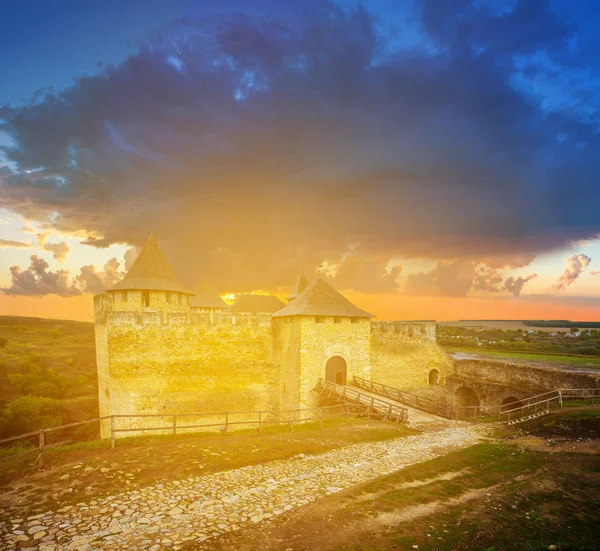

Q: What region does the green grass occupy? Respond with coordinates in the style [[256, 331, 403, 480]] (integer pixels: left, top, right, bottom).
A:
[[444, 346, 600, 367], [336, 442, 600, 551]]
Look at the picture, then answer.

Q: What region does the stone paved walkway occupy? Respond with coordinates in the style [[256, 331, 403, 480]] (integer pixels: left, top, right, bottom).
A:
[[2, 425, 489, 551]]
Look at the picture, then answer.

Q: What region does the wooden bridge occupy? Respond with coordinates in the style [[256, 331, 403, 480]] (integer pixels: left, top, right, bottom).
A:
[[316, 378, 454, 428]]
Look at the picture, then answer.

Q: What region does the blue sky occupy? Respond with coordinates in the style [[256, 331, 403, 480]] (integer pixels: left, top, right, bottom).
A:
[[0, 0, 599, 320]]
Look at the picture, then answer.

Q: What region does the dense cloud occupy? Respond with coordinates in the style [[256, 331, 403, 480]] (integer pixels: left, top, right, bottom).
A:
[[43, 241, 70, 262], [1, 1, 599, 294], [4, 256, 81, 297], [3, 255, 125, 296], [74, 257, 124, 294], [406, 259, 537, 297], [504, 273, 537, 297], [551, 253, 592, 291]]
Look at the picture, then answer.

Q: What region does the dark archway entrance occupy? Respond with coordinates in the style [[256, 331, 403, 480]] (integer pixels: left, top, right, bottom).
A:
[[455, 386, 480, 418], [326, 356, 347, 385], [428, 369, 439, 385], [501, 396, 524, 411]]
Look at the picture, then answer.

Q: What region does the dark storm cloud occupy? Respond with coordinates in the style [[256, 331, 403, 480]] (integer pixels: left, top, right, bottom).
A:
[[1, 1, 599, 293]]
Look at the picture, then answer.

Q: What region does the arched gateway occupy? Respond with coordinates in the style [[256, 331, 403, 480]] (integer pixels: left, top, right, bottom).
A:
[[455, 386, 480, 418], [326, 356, 347, 385]]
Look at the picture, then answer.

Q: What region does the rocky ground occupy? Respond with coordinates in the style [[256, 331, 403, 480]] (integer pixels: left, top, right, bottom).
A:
[[0, 425, 489, 551]]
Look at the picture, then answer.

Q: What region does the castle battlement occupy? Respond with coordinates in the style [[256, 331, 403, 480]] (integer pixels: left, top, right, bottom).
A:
[[94, 298, 273, 328], [371, 320, 436, 341]]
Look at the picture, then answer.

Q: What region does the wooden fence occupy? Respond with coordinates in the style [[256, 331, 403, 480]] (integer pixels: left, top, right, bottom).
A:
[[0, 402, 371, 470]]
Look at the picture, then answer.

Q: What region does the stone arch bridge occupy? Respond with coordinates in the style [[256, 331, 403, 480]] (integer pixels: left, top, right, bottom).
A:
[[447, 359, 600, 411]]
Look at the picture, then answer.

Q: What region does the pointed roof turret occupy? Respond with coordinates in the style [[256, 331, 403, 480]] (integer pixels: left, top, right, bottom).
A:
[[190, 280, 228, 309], [273, 278, 373, 318], [286, 272, 310, 302], [111, 234, 193, 294]]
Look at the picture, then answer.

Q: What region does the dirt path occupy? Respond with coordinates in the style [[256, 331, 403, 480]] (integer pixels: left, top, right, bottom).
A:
[[0, 425, 489, 551]]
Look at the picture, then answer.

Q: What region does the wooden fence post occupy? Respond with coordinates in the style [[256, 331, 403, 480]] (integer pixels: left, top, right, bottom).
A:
[[110, 416, 115, 449], [38, 430, 45, 470], [224, 412, 229, 434], [558, 390, 563, 408], [345, 404, 350, 421], [172, 415, 177, 438]]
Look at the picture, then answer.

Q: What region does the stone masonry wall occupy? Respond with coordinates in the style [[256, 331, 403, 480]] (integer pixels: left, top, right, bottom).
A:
[[273, 317, 301, 415], [298, 316, 371, 410], [97, 311, 277, 438], [370, 322, 453, 390], [451, 359, 600, 393]]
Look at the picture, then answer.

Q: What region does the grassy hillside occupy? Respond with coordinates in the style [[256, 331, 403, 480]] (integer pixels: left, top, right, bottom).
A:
[[0, 316, 97, 438]]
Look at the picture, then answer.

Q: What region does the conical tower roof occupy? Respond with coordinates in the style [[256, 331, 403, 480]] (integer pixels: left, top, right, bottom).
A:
[[190, 280, 228, 309], [286, 272, 310, 302], [273, 278, 373, 318], [111, 234, 193, 294]]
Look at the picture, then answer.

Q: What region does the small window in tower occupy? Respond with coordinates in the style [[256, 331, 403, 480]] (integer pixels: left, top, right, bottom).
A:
[[166, 292, 172, 304], [334, 317, 343, 324], [316, 316, 324, 323], [142, 291, 150, 307], [351, 318, 360, 324]]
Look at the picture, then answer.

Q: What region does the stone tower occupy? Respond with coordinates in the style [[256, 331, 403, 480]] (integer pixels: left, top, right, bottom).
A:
[[273, 278, 373, 412], [94, 234, 194, 438]]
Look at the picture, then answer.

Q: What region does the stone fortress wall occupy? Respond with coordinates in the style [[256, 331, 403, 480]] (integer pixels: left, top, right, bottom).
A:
[[95, 249, 452, 438], [96, 294, 450, 438], [95, 293, 278, 438], [371, 321, 452, 390]]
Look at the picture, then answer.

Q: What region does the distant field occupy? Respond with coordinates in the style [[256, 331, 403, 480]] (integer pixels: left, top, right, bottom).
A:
[[446, 347, 600, 369], [439, 320, 571, 332]]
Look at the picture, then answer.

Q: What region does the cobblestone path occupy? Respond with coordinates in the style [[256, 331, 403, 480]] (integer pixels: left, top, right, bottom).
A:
[[2, 425, 489, 551]]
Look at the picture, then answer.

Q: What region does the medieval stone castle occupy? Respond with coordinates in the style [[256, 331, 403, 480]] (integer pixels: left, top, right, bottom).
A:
[[94, 235, 452, 437]]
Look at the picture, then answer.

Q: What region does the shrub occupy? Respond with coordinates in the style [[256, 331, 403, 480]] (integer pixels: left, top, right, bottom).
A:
[[28, 381, 61, 399], [0, 396, 65, 438], [0, 337, 7, 348]]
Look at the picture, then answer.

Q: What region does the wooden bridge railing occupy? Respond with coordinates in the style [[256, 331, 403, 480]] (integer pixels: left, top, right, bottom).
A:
[[353, 376, 600, 422], [317, 378, 409, 424], [352, 376, 454, 418]]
